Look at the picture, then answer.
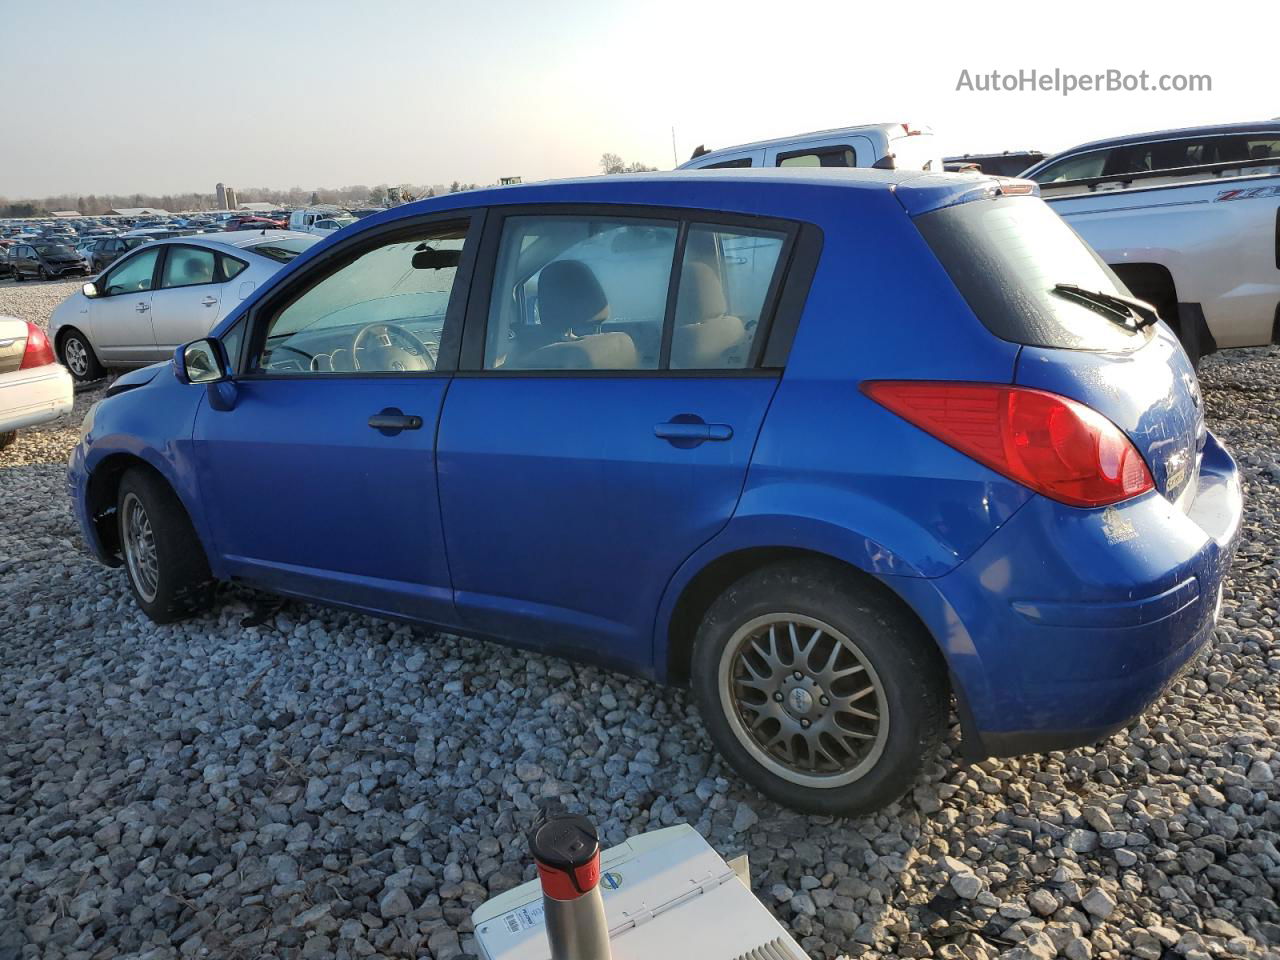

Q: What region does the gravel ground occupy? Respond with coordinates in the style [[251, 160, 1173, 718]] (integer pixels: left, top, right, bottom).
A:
[[1, 277, 1278, 960]]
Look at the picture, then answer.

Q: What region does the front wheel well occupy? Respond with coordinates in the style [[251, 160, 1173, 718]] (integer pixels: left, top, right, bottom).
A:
[[55, 325, 90, 361], [664, 547, 945, 686], [85, 455, 172, 562]]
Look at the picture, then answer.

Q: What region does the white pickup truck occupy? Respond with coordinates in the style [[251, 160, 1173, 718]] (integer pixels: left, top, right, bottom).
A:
[[1022, 122, 1280, 365], [678, 123, 944, 173]]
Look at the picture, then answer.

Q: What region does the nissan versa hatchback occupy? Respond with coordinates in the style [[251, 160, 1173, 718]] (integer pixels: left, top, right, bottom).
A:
[[68, 170, 1241, 814]]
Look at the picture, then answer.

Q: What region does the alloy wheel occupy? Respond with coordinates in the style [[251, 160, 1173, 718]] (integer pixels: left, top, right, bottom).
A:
[[718, 613, 889, 788], [121, 492, 159, 603], [64, 337, 90, 377]]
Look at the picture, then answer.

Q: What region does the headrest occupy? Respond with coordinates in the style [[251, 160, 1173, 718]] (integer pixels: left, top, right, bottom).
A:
[[675, 260, 728, 325], [538, 260, 609, 334]]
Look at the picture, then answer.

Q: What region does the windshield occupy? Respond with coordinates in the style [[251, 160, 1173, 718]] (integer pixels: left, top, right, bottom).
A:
[[249, 236, 320, 263], [914, 196, 1150, 352], [34, 244, 75, 257]]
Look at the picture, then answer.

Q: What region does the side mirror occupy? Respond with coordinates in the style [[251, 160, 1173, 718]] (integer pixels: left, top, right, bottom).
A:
[[175, 338, 228, 385], [82, 281, 99, 298]]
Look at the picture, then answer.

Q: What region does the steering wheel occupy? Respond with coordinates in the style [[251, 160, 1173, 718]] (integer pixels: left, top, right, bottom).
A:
[[352, 322, 434, 372]]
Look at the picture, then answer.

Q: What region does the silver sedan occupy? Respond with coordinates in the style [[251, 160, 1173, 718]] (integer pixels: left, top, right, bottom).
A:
[[48, 231, 318, 381]]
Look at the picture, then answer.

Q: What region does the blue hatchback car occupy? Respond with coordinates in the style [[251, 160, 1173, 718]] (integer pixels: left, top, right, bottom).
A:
[[68, 170, 1242, 814]]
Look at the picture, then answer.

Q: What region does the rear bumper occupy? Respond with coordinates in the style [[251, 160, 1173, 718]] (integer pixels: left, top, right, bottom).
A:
[[889, 430, 1241, 757], [0, 363, 73, 432]]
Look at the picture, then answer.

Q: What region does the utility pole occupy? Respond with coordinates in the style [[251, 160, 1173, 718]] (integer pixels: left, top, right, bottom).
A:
[[671, 127, 678, 167]]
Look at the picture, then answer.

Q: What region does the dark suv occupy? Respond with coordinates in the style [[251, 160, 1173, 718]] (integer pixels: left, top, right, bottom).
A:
[[9, 241, 90, 281], [82, 236, 154, 273]]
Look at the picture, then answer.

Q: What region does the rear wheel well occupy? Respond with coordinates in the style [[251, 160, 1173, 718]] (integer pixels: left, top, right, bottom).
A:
[[86, 455, 171, 561], [665, 547, 944, 686], [1109, 262, 1215, 365], [1110, 262, 1178, 322]]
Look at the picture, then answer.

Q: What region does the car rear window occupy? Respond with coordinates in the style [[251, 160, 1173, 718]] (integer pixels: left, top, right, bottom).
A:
[[914, 196, 1149, 351], [249, 236, 319, 263]]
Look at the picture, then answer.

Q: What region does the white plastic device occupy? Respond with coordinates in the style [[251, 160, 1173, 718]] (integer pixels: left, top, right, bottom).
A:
[[472, 823, 811, 960]]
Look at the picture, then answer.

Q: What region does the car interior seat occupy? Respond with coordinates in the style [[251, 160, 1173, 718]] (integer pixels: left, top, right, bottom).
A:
[[512, 259, 638, 369], [671, 260, 748, 368], [184, 254, 215, 285]]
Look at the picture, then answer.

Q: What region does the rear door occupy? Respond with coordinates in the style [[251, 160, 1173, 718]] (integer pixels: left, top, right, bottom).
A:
[[89, 245, 162, 363], [435, 209, 803, 667], [149, 244, 233, 358]]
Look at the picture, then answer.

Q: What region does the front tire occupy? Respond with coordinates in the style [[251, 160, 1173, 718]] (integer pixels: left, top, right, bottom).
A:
[[60, 329, 104, 382], [0, 431, 15, 452], [118, 468, 215, 623], [691, 560, 947, 815]]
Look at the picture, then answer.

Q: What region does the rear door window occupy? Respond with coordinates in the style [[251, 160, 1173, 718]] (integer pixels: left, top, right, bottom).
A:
[[483, 217, 678, 371], [915, 196, 1150, 352], [777, 146, 856, 168], [161, 246, 217, 288]]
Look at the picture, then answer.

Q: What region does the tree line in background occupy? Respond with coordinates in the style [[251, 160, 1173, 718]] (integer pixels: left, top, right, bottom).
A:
[[0, 155, 657, 217], [0, 181, 483, 218]]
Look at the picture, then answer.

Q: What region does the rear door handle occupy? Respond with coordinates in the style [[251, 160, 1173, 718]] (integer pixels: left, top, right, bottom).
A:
[[135, 302, 150, 313], [369, 410, 423, 433], [654, 419, 733, 445], [201, 296, 218, 307]]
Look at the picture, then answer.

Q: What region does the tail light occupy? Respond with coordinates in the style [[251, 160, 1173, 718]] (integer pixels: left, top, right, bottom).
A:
[[19, 322, 55, 370], [863, 381, 1154, 508]]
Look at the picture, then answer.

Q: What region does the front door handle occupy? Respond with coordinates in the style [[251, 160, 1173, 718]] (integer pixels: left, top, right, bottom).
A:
[[654, 416, 733, 447], [135, 302, 150, 313], [369, 408, 423, 434]]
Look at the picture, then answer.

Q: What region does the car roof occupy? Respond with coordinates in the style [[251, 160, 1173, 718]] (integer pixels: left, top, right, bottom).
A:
[[1046, 120, 1280, 157], [148, 229, 314, 253], [349, 168, 1014, 229]]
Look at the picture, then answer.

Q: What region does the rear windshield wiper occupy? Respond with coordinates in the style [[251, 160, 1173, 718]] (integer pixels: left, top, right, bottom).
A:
[[1052, 283, 1162, 331]]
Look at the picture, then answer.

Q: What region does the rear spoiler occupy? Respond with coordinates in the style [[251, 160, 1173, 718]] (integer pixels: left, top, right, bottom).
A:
[[1043, 155, 1280, 193]]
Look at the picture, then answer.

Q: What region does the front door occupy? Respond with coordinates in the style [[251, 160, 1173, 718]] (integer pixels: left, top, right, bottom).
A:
[[191, 216, 479, 624], [90, 245, 161, 363], [436, 211, 793, 668]]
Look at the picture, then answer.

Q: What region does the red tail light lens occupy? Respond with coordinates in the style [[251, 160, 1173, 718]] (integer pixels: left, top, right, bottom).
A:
[[863, 381, 1154, 508], [19, 322, 55, 370]]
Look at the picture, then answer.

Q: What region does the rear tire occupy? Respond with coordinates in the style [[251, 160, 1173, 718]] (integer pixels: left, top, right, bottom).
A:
[[0, 431, 16, 452], [690, 560, 947, 815], [60, 329, 104, 382], [118, 468, 215, 623]]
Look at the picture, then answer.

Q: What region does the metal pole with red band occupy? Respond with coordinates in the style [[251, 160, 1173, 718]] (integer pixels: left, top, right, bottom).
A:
[[529, 808, 613, 960]]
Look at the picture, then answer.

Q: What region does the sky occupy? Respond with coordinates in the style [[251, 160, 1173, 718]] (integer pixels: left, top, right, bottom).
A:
[[2, 0, 1276, 198]]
